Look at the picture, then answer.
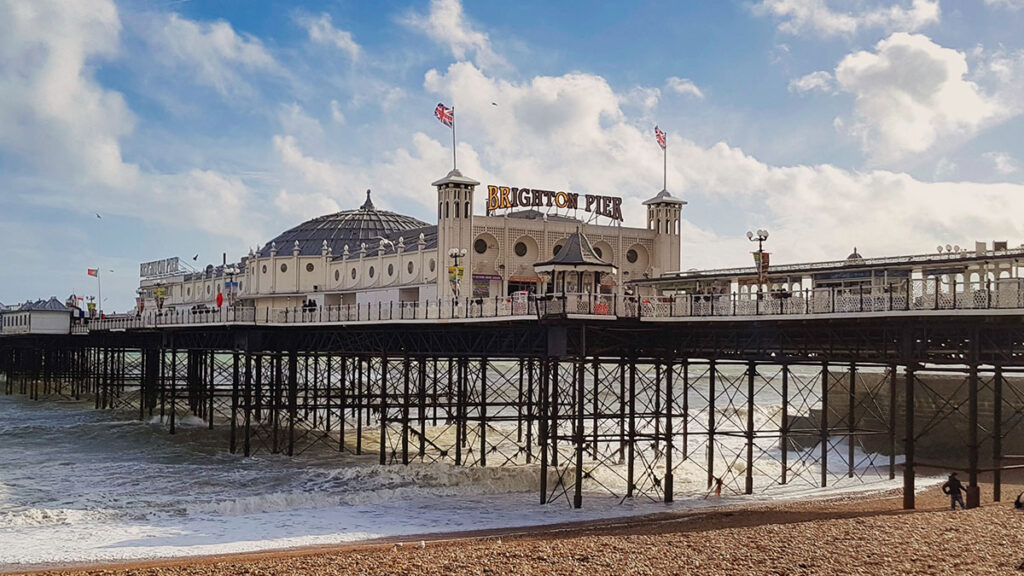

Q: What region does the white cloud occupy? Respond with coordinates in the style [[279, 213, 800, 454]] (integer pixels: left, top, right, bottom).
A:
[[833, 33, 1007, 164], [402, 0, 506, 70], [0, 2, 263, 243], [146, 13, 279, 97], [788, 70, 835, 93], [985, 152, 1019, 175], [624, 87, 661, 111], [413, 60, 1024, 269], [755, 0, 940, 38], [985, 0, 1024, 10], [299, 13, 361, 60], [0, 0, 138, 189], [330, 100, 346, 124], [665, 77, 704, 99]]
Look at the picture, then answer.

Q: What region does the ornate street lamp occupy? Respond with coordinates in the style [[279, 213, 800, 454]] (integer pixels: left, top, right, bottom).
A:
[[747, 229, 770, 293], [448, 248, 467, 302]]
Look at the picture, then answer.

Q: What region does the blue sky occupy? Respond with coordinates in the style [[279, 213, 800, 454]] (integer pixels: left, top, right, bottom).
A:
[[2, 0, 1023, 310]]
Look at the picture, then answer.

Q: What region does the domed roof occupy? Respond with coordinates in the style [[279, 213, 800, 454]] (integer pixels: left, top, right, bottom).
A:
[[846, 247, 863, 261], [258, 190, 430, 258]]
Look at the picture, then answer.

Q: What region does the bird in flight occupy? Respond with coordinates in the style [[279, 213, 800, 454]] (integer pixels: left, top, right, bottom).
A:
[[193, 254, 199, 261], [375, 237, 395, 250], [95, 213, 102, 219]]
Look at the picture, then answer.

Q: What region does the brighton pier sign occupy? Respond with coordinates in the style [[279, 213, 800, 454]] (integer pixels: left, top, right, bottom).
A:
[[485, 185, 623, 222]]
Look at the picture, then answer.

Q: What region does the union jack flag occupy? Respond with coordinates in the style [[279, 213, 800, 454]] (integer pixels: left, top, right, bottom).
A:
[[654, 125, 666, 150], [434, 102, 454, 128]]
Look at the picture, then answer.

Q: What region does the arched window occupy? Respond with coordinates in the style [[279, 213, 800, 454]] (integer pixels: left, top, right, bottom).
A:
[[454, 201, 460, 218]]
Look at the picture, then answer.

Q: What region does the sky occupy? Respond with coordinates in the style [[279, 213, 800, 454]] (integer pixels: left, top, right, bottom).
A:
[[2, 0, 1024, 310]]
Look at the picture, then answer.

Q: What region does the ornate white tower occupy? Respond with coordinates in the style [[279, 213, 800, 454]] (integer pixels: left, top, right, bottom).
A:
[[643, 189, 686, 276], [433, 168, 480, 302]]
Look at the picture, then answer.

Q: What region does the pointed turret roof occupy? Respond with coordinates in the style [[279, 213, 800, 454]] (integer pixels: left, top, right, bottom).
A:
[[642, 189, 687, 206], [431, 168, 480, 187]]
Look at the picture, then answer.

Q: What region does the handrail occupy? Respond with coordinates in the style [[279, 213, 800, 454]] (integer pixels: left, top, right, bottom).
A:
[[69, 277, 1024, 333]]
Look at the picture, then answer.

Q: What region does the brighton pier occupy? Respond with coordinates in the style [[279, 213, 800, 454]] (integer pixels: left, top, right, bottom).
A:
[[3, 173, 1024, 510]]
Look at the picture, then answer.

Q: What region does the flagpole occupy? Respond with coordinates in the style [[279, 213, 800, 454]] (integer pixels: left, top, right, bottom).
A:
[[451, 106, 457, 171], [663, 137, 667, 191], [97, 270, 102, 318]]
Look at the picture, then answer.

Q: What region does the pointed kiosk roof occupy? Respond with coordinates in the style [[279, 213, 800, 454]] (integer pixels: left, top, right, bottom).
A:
[[534, 227, 617, 274]]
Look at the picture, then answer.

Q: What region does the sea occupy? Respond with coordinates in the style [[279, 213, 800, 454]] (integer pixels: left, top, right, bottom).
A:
[[0, 372, 928, 570]]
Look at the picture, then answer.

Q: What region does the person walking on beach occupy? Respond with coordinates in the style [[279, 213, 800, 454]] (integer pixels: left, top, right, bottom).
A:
[[941, 472, 966, 510]]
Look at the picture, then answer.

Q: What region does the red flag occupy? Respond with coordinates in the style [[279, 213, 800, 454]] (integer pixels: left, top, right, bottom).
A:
[[87, 268, 98, 277], [654, 126, 666, 149], [434, 102, 454, 128]]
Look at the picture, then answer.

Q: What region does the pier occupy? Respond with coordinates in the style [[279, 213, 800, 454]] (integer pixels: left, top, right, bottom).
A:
[[4, 277, 1024, 510]]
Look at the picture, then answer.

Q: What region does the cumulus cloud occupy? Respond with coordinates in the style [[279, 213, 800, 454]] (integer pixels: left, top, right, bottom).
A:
[[0, 1, 263, 243], [401, 0, 506, 70], [299, 13, 361, 60], [665, 77, 704, 99], [833, 33, 1007, 164], [755, 0, 940, 38], [985, 152, 1019, 175], [411, 59, 1024, 269], [788, 70, 835, 93], [145, 13, 279, 97], [0, 0, 138, 189]]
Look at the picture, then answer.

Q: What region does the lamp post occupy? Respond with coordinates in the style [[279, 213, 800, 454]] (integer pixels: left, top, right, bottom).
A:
[[448, 248, 467, 304], [747, 229, 770, 294]]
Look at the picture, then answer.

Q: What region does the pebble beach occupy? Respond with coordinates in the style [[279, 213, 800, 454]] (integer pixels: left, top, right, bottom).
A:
[[10, 479, 1023, 576]]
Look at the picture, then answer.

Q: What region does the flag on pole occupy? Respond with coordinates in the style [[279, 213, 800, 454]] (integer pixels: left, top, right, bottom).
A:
[[434, 102, 454, 128], [87, 268, 98, 277], [654, 125, 666, 149]]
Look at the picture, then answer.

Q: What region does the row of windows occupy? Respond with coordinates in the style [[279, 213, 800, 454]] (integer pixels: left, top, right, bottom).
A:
[[1, 315, 29, 327], [439, 201, 472, 219]]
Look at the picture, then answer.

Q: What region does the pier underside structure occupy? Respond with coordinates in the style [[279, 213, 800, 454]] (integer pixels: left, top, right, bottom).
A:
[[2, 316, 1023, 510]]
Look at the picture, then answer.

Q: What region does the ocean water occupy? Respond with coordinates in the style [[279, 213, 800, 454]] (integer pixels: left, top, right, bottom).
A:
[[0, 381, 922, 569]]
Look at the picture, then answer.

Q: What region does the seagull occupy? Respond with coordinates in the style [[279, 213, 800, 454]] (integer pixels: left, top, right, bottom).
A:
[[491, 102, 498, 106], [95, 213, 102, 219], [375, 236, 395, 250], [193, 254, 199, 261]]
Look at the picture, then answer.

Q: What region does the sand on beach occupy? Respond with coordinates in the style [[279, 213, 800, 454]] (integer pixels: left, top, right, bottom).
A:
[[9, 479, 1024, 576]]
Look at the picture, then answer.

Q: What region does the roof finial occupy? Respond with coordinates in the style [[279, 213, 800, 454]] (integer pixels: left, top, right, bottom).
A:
[[361, 189, 375, 211]]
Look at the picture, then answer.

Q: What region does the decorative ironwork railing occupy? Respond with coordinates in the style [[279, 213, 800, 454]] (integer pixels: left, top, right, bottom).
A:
[[75, 277, 1024, 332]]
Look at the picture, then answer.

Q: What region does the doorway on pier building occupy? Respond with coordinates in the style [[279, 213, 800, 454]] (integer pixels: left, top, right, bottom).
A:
[[508, 278, 539, 295]]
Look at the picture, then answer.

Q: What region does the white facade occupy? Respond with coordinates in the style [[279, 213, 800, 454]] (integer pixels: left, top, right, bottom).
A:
[[138, 172, 684, 317]]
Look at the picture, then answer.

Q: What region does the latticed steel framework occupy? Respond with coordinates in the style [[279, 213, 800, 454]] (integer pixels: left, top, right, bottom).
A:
[[2, 315, 1023, 509]]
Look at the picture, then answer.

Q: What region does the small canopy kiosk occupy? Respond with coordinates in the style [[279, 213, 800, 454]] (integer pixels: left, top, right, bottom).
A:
[[534, 227, 617, 295]]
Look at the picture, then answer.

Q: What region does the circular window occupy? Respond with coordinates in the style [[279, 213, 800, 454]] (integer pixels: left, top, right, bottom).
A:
[[387, 263, 394, 277], [407, 261, 414, 274], [626, 249, 638, 263], [514, 242, 527, 257], [429, 259, 436, 272], [334, 270, 340, 282], [369, 266, 375, 279], [350, 268, 356, 279], [261, 264, 267, 274], [280, 263, 288, 273], [474, 238, 488, 254], [553, 244, 563, 256], [306, 263, 314, 273]]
